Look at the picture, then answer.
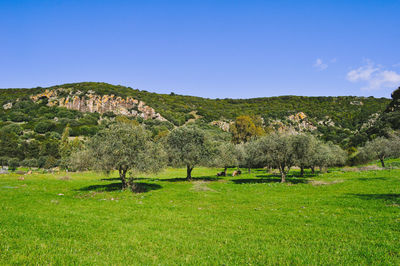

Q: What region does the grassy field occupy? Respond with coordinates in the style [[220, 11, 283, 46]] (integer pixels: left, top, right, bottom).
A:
[[0, 164, 399, 265]]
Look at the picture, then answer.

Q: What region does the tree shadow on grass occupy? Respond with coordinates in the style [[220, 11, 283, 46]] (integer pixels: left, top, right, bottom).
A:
[[232, 177, 306, 184], [132, 175, 222, 182], [100, 177, 121, 181], [78, 182, 162, 193], [348, 193, 400, 204], [158, 176, 223, 182]]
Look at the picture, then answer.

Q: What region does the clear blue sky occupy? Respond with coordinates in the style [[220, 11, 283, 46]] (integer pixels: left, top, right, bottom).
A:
[[1, 0, 399, 98]]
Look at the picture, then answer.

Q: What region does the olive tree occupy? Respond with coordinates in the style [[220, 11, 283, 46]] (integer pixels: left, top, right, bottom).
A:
[[84, 123, 166, 189], [257, 134, 295, 183], [359, 136, 400, 167], [291, 133, 318, 176], [237, 140, 262, 173], [213, 142, 239, 175], [311, 142, 346, 172], [166, 126, 214, 180]]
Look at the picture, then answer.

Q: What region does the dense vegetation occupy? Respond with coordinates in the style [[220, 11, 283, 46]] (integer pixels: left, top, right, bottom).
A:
[[1, 82, 389, 127], [0, 82, 398, 171]]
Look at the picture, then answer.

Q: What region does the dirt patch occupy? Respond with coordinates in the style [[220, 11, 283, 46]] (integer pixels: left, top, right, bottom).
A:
[[191, 181, 217, 192], [308, 180, 343, 186], [341, 165, 382, 172], [59, 176, 71, 181]]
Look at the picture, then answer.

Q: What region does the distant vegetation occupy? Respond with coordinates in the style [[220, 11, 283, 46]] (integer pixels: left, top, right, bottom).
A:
[[0, 82, 399, 176]]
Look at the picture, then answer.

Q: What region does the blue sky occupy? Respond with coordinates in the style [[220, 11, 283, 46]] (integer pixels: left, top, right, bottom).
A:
[[1, 0, 399, 98]]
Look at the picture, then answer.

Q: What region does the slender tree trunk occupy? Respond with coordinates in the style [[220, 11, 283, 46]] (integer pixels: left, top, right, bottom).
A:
[[186, 165, 193, 181], [224, 167, 227, 176], [119, 166, 129, 189], [248, 168, 251, 174], [380, 158, 385, 168], [311, 166, 315, 174], [300, 166, 304, 177]]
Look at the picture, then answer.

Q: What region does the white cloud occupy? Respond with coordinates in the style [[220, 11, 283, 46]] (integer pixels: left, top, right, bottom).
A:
[[313, 58, 328, 71], [346, 61, 400, 91]]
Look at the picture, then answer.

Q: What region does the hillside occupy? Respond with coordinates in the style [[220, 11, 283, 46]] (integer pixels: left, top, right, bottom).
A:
[[1, 82, 390, 127], [0, 82, 392, 156]]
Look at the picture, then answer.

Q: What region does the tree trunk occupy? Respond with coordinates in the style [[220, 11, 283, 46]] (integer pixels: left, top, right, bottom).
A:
[[248, 168, 251, 174], [279, 165, 286, 183], [281, 171, 286, 183], [224, 167, 227, 176], [119, 166, 129, 189], [380, 158, 385, 168], [311, 166, 315, 174], [186, 165, 193, 181], [300, 166, 304, 177]]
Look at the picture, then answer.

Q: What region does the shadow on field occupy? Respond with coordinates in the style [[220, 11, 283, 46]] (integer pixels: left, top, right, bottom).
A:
[[78, 182, 162, 193], [232, 177, 306, 184], [100, 177, 121, 181], [132, 176, 222, 182], [349, 193, 400, 204], [159, 176, 222, 182]]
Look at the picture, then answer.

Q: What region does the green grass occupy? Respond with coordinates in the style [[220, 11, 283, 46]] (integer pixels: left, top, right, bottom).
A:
[[1, 165, 399, 265]]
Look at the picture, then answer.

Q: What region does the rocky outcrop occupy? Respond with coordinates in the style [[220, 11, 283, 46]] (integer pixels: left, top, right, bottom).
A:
[[2, 102, 12, 110], [210, 120, 233, 132], [31, 89, 167, 121]]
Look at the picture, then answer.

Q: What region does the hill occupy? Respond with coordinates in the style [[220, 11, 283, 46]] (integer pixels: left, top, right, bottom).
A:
[[1, 82, 389, 126], [0, 82, 392, 156]]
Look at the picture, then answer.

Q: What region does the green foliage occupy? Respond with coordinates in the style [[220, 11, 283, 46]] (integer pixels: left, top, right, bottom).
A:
[[8, 158, 20, 171], [358, 136, 400, 167], [230, 115, 265, 144], [213, 142, 239, 172], [21, 158, 39, 169], [166, 125, 215, 179], [0, 156, 9, 167], [34, 120, 56, 134], [80, 123, 166, 189]]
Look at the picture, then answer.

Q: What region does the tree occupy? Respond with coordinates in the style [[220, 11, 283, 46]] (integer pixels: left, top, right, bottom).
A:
[[311, 142, 346, 172], [359, 136, 399, 167], [213, 142, 238, 175], [8, 158, 20, 171], [166, 126, 214, 180], [230, 115, 265, 144], [59, 126, 83, 170], [291, 133, 318, 176], [237, 140, 262, 173], [257, 134, 295, 183], [21, 158, 39, 169], [0, 157, 9, 168], [84, 123, 165, 189]]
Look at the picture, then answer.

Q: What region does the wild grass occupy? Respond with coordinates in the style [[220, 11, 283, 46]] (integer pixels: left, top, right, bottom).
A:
[[0, 163, 399, 264]]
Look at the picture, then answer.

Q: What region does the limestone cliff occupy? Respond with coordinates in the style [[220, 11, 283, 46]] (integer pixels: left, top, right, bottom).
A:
[[30, 89, 167, 121]]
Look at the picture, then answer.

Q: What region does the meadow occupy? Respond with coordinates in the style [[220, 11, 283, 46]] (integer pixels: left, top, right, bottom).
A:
[[0, 164, 399, 265]]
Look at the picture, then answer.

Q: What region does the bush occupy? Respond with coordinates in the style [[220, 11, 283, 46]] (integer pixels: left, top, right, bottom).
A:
[[21, 158, 39, 169], [43, 156, 58, 169], [34, 121, 56, 134]]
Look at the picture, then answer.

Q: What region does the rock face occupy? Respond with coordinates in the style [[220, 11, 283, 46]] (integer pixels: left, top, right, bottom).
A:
[[210, 120, 233, 132], [2, 102, 12, 110], [31, 89, 167, 121]]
